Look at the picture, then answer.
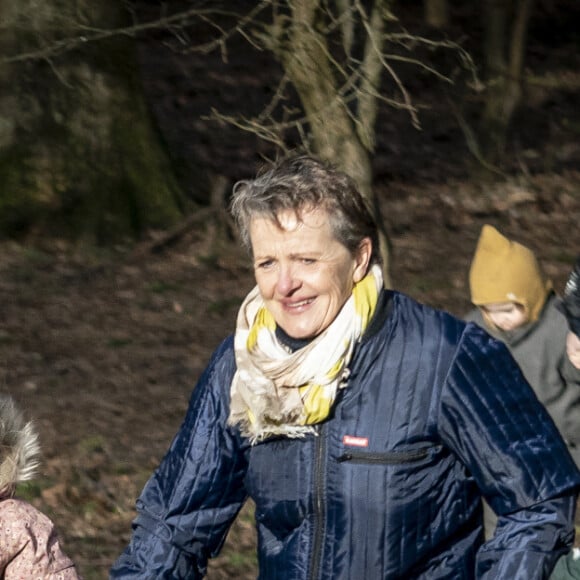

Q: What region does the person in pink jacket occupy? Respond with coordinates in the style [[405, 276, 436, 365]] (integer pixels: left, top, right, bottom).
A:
[[0, 395, 81, 579]]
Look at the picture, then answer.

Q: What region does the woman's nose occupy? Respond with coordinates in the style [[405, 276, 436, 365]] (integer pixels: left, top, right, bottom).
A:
[[276, 264, 300, 295]]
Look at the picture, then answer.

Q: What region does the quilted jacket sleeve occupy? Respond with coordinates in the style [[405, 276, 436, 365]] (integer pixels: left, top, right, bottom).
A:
[[110, 337, 248, 579], [438, 323, 580, 580]]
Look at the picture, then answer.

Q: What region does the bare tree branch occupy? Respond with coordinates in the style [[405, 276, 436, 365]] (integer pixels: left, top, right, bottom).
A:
[[356, 0, 397, 145], [0, 4, 268, 64]]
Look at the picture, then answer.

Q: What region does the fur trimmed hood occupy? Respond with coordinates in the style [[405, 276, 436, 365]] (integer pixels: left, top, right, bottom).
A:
[[0, 396, 40, 498]]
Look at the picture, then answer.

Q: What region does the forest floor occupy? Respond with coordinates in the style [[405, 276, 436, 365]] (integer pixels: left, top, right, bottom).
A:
[[1, 2, 580, 579]]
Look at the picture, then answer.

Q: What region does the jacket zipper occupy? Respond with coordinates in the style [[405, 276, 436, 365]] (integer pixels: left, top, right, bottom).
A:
[[337, 448, 430, 464], [308, 424, 326, 580]]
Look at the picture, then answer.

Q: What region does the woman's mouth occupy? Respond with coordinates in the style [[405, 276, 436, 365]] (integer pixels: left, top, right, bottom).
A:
[[283, 298, 315, 310]]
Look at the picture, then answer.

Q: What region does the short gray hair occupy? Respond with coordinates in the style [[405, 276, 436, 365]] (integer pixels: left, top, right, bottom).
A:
[[229, 156, 381, 265]]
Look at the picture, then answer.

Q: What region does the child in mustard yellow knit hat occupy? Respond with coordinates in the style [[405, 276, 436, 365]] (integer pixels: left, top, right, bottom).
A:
[[468, 224, 553, 331], [465, 226, 580, 570], [467, 225, 580, 464]]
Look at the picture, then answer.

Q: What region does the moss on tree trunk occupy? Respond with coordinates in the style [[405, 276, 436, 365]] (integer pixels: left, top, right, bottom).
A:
[[0, 2, 187, 243]]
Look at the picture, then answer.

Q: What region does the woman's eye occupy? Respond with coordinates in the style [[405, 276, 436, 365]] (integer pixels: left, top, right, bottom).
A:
[[256, 260, 273, 269], [301, 258, 315, 265]]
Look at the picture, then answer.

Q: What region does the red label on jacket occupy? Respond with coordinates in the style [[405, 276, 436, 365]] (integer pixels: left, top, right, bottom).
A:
[[343, 435, 369, 447]]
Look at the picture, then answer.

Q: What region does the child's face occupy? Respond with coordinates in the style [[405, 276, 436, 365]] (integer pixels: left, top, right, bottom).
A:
[[482, 302, 527, 331]]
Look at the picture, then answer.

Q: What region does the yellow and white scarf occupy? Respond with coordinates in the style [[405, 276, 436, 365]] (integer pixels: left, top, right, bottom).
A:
[[229, 264, 383, 444]]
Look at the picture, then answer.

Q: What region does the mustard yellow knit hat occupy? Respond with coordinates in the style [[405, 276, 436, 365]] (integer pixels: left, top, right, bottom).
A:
[[469, 225, 552, 323]]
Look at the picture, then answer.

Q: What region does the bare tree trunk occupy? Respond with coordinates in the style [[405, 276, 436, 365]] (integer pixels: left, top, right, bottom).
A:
[[335, 0, 355, 56], [0, 0, 186, 243], [481, 0, 534, 164]]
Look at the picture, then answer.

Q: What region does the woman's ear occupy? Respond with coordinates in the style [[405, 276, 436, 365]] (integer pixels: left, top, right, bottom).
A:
[[353, 238, 373, 283]]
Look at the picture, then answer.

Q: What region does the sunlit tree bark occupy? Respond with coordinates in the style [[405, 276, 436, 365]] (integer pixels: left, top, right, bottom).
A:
[[0, 0, 186, 243]]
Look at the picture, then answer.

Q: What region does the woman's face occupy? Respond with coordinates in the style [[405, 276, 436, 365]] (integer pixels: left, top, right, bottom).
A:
[[249, 208, 372, 339]]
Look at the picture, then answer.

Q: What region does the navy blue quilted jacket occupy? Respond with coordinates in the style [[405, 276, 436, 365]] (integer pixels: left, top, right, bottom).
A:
[[111, 291, 580, 579]]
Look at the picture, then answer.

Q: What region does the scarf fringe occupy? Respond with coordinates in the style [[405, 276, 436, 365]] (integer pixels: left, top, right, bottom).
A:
[[248, 425, 317, 446]]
